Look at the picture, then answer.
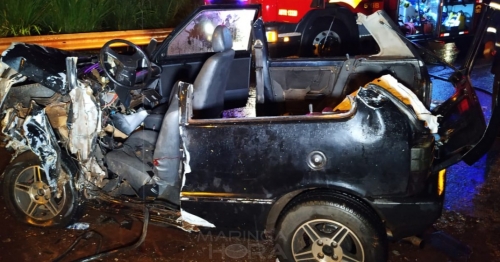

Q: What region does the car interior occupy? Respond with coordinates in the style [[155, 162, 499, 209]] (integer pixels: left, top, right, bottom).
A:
[[140, 17, 430, 125]]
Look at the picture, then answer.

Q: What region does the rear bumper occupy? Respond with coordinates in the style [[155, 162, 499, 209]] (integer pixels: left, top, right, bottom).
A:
[[372, 197, 443, 239], [370, 172, 445, 239]]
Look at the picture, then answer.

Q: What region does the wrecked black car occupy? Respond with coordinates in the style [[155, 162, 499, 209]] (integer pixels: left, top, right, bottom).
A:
[[1, 3, 499, 262]]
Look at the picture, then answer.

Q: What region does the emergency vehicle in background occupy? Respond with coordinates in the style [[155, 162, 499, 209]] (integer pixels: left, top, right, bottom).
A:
[[205, 0, 483, 57]]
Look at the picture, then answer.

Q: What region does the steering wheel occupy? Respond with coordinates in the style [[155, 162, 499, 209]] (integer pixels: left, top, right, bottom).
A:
[[99, 39, 152, 90]]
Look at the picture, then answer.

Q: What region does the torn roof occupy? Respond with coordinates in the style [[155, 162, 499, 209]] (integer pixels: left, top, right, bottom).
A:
[[357, 11, 416, 58]]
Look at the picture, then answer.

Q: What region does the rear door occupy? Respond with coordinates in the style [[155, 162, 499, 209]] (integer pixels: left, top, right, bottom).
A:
[[432, 74, 488, 170], [153, 5, 260, 108], [432, 5, 500, 170]]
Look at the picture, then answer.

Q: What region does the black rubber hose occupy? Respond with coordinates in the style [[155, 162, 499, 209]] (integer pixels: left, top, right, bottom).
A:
[[52, 230, 103, 262], [73, 206, 149, 262]]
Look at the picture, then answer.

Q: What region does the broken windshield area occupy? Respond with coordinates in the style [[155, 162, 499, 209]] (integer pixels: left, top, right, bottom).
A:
[[167, 8, 258, 56]]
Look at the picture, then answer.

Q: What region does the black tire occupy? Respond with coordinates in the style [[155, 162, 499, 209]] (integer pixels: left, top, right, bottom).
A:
[[2, 152, 81, 228], [275, 191, 387, 262], [300, 8, 359, 57]]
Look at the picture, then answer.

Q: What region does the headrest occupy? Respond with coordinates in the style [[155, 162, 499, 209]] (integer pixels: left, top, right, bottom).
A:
[[212, 25, 233, 52]]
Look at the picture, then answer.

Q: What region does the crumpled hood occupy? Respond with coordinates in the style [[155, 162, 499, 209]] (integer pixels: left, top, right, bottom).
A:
[[0, 60, 27, 111], [1, 43, 75, 96]]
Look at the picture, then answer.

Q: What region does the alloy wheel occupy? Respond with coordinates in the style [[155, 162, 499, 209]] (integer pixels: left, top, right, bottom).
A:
[[291, 219, 364, 262], [13, 165, 66, 220]]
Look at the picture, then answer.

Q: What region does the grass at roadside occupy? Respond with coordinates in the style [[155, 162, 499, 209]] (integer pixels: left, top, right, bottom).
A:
[[0, 0, 202, 37], [107, 0, 142, 31], [46, 0, 111, 34], [0, 0, 47, 37]]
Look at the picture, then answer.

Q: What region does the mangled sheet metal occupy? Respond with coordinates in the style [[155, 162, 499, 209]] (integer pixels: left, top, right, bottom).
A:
[[0, 47, 105, 191], [65, 57, 106, 188], [1, 61, 29, 158], [377, 75, 439, 133], [45, 102, 70, 142], [1, 108, 30, 157], [1, 43, 73, 94], [23, 103, 61, 188], [334, 74, 439, 133], [357, 11, 415, 58], [0, 62, 26, 112], [67, 57, 101, 161], [178, 209, 215, 231]]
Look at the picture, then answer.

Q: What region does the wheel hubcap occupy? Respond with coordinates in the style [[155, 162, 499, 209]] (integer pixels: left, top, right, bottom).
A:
[[312, 30, 341, 57], [291, 219, 364, 262], [13, 166, 65, 220], [30, 182, 51, 205], [311, 238, 343, 261]]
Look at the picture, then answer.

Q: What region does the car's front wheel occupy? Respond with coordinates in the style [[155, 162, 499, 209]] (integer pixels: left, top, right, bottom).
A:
[[276, 192, 387, 262], [2, 152, 81, 227]]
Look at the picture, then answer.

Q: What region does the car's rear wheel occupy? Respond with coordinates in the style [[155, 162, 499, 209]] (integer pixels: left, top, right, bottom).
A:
[[276, 192, 387, 262], [2, 152, 81, 227]]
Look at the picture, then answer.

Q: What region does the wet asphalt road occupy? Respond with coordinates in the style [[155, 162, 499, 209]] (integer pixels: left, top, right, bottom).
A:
[[0, 59, 500, 261]]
